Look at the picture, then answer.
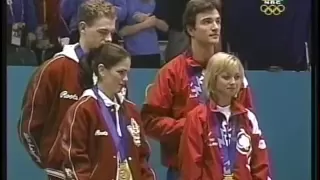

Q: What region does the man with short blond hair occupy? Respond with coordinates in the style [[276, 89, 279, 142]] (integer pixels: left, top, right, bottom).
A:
[[18, 1, 117, 179]]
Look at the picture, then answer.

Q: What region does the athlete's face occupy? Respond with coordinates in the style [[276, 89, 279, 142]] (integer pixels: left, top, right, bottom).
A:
[[188, 9, 221, 44], [215, 68, 242, 99], [80, 16, 116, 49], [99, 57, 131, 95]]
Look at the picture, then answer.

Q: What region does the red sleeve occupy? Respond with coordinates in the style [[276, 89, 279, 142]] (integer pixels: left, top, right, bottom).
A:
[[17, 60, 60, 167], [61, 97, 92, 180], [247, 111, 272, 180], [237, 76, 254, 110], [141, 66, 185, 142], [124, 101, 156, 180], [179, 107, 204, 180]]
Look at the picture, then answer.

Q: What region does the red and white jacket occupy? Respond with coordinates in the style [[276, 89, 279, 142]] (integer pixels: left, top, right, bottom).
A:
[[17, 44, 88, 179], [179, 101, 271, 180], [60, 89, 156, 180]]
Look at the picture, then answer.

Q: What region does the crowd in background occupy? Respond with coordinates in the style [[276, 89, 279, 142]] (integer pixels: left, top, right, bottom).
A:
[[7, 0, 311, 71]]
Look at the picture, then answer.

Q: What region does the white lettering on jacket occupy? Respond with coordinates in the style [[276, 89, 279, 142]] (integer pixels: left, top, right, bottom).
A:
[[60, 91, 78, 100], [94, 130, 108, 136], [23, 133, 41, 163]]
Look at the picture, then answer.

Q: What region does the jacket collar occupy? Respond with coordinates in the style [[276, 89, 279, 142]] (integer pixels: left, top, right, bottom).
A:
[[183, 48, 206, 68], [208, 99, 247, 115], [54, 43, 81, 63], [81, 89, 121, 111]]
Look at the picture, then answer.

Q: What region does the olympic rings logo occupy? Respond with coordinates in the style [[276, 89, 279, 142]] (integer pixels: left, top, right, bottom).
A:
[[260, 4, 285, 16]]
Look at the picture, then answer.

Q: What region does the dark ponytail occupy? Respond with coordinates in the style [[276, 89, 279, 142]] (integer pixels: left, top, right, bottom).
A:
[[79, 46, 103, 89], [80, 42, 130, 90], [79, 56, 93, 89]]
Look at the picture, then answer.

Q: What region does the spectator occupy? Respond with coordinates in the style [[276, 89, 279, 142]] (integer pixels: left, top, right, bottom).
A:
[[119, 0, 168, 68], [17, 1, 116, 179], [222, 0, 311, 70], [162, 0, 189, 63], [7, 0, 38, 47], [179, 52, 272, 180], [34, 0, 65, 50]]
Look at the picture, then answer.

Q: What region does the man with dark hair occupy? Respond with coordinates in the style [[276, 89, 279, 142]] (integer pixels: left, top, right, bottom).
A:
[[141, 0, 254, 179], [17, 1, 117, 179]]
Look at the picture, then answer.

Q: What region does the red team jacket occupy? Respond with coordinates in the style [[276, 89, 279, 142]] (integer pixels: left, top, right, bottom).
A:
[[141, 52, 253, 169], [179, 101, 271, 180], [17, 44, 89, 178], [60, 89, 155, 180]]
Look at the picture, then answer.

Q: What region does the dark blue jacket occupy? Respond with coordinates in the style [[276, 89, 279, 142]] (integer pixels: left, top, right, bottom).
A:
[[222, 0, 311, 69], [7, 0, 38, 32]]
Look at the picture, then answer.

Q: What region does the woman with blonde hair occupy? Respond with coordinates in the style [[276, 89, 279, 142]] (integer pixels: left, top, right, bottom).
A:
[[179, 52, 272, 180]]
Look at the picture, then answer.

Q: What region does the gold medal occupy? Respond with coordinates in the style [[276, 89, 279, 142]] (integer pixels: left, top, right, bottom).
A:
[[118, 162, 131, 180], [223, 174, 234, 180]]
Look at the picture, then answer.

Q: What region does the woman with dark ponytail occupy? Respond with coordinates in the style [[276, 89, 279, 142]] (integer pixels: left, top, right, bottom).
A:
[[79, 45, 129, 98], [59, 42, 155, 180]]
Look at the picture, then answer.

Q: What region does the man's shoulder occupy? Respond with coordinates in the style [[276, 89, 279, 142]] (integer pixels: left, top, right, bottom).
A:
[[159, 54, 187, 75], [70, 96, 96, 112], [39, 55, 79, 74]]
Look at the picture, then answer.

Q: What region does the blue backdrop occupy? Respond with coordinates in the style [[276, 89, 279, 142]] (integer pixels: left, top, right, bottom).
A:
[[7, 67, 311, 180]]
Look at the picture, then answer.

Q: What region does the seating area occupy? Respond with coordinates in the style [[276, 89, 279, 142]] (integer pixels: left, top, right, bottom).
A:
[[6, 40, 311, 72], [6, 41, 169, 67]]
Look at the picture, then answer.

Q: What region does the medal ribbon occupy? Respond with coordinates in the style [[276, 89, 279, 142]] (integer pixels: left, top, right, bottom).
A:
[[187, 66, 207, 103], [93, 87, 129, 162], [212, 112, 238, 176], [7, 0, 24, 23], [75, 44, 85, 60]]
